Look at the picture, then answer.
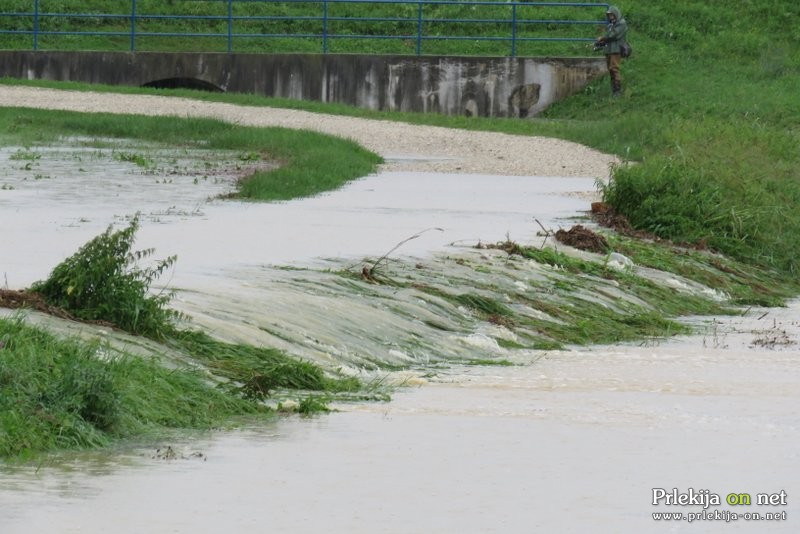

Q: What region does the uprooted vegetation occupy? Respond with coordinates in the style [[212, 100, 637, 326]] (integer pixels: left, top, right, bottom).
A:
[[338, 221, 798, 360]]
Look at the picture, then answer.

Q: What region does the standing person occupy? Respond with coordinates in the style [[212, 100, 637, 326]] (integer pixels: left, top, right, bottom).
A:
[[595, 5, 629, 97]]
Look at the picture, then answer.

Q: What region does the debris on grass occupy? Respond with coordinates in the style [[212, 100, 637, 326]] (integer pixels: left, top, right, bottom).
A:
[[554, 225, 609, 254]]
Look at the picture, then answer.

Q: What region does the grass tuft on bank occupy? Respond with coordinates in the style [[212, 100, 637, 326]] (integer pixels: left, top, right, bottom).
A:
[[0, 317, 261, 460], [30, 215, 180, 340]]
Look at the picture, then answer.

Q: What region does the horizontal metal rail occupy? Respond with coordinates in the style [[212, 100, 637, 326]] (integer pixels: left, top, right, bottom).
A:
[[1, 0, 610, 56]]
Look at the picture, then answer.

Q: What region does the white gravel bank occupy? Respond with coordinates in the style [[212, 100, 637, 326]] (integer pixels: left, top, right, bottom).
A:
[[0, 85, 618, 178]]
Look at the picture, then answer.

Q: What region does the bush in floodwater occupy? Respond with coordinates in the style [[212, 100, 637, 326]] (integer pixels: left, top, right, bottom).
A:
[[31, 215, 180, 339]]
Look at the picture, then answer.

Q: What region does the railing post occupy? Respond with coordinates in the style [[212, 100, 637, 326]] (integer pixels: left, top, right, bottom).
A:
[[130, 0, 137, 52], [510, 3, 517, 57], [322, 0, 329, 54], [416, 0, 423, 56], [33, 0, 40, 50], [227, 0, 233, 53]]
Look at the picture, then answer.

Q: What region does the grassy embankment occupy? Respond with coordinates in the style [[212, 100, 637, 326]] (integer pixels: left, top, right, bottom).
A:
[[2, 1, 799, 459], [0, 106, 381, 201]]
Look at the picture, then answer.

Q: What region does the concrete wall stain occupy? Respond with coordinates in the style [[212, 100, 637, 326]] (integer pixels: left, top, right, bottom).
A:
[[0, 51, 607, 118]]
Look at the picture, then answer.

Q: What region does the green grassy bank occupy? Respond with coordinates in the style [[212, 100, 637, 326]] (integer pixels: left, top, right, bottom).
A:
[[547, 1, 800, 276], [0, 317, 260, 459]]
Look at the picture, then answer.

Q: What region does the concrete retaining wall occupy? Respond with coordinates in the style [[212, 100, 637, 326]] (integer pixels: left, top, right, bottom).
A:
[[0, 51, 606, 118]]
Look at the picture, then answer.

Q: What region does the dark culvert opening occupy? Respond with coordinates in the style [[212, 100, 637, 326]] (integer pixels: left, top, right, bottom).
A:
[[141, 78, 224, 92]]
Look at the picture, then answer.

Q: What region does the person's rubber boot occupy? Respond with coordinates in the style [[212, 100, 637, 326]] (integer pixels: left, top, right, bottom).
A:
[[612, 80, 622, 97]]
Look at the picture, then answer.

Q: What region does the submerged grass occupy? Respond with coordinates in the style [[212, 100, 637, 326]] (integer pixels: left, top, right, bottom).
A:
[[343, 229, 797, 354], [405, 260, 694, 349], [168, 330, 361, 400], [604, 234, 799, 308], [0, 106, 381, 201]]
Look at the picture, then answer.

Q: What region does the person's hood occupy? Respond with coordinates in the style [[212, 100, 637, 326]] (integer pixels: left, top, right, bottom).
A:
[[606, 6, 622, 20]]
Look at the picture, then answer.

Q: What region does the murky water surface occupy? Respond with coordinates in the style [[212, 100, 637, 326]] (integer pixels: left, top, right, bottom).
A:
[[1, 143, 798, 532], [0, 141, 593, 288], [2, 316, 798, 533]]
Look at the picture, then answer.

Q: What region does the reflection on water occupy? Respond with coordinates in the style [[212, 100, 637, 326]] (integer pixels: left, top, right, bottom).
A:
[[1, 143, 799, 532]]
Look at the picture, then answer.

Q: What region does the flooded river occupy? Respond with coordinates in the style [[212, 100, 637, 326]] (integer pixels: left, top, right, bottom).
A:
[[1, 142, 798, 532]]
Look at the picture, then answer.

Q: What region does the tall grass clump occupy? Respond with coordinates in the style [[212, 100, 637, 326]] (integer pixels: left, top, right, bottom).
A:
[[30, 215, 180, 339], [601, 159, 724, 245], [0, 317, 259, 459]]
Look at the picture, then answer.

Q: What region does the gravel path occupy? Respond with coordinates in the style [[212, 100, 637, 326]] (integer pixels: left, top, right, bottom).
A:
[[0, 85, 618, 178]]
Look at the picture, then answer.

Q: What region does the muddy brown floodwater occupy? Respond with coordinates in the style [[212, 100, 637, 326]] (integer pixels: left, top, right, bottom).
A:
[[1, 90, 798, 533], [1, 309, 798, 533]]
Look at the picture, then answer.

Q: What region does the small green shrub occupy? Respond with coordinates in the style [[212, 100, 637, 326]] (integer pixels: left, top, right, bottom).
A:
[[31, 215, 180, 339], [297, 396, 331, 415]]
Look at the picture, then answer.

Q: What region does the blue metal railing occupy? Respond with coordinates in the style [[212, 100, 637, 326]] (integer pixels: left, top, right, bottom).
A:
[[1, 0, 610, 56]]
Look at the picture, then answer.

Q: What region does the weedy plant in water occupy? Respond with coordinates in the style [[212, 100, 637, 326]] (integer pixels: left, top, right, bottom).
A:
[[113, 151, 153, 168], [9, 149, 41, 161], [31, 214, 180, 340], [360, 227, 444, 284]]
